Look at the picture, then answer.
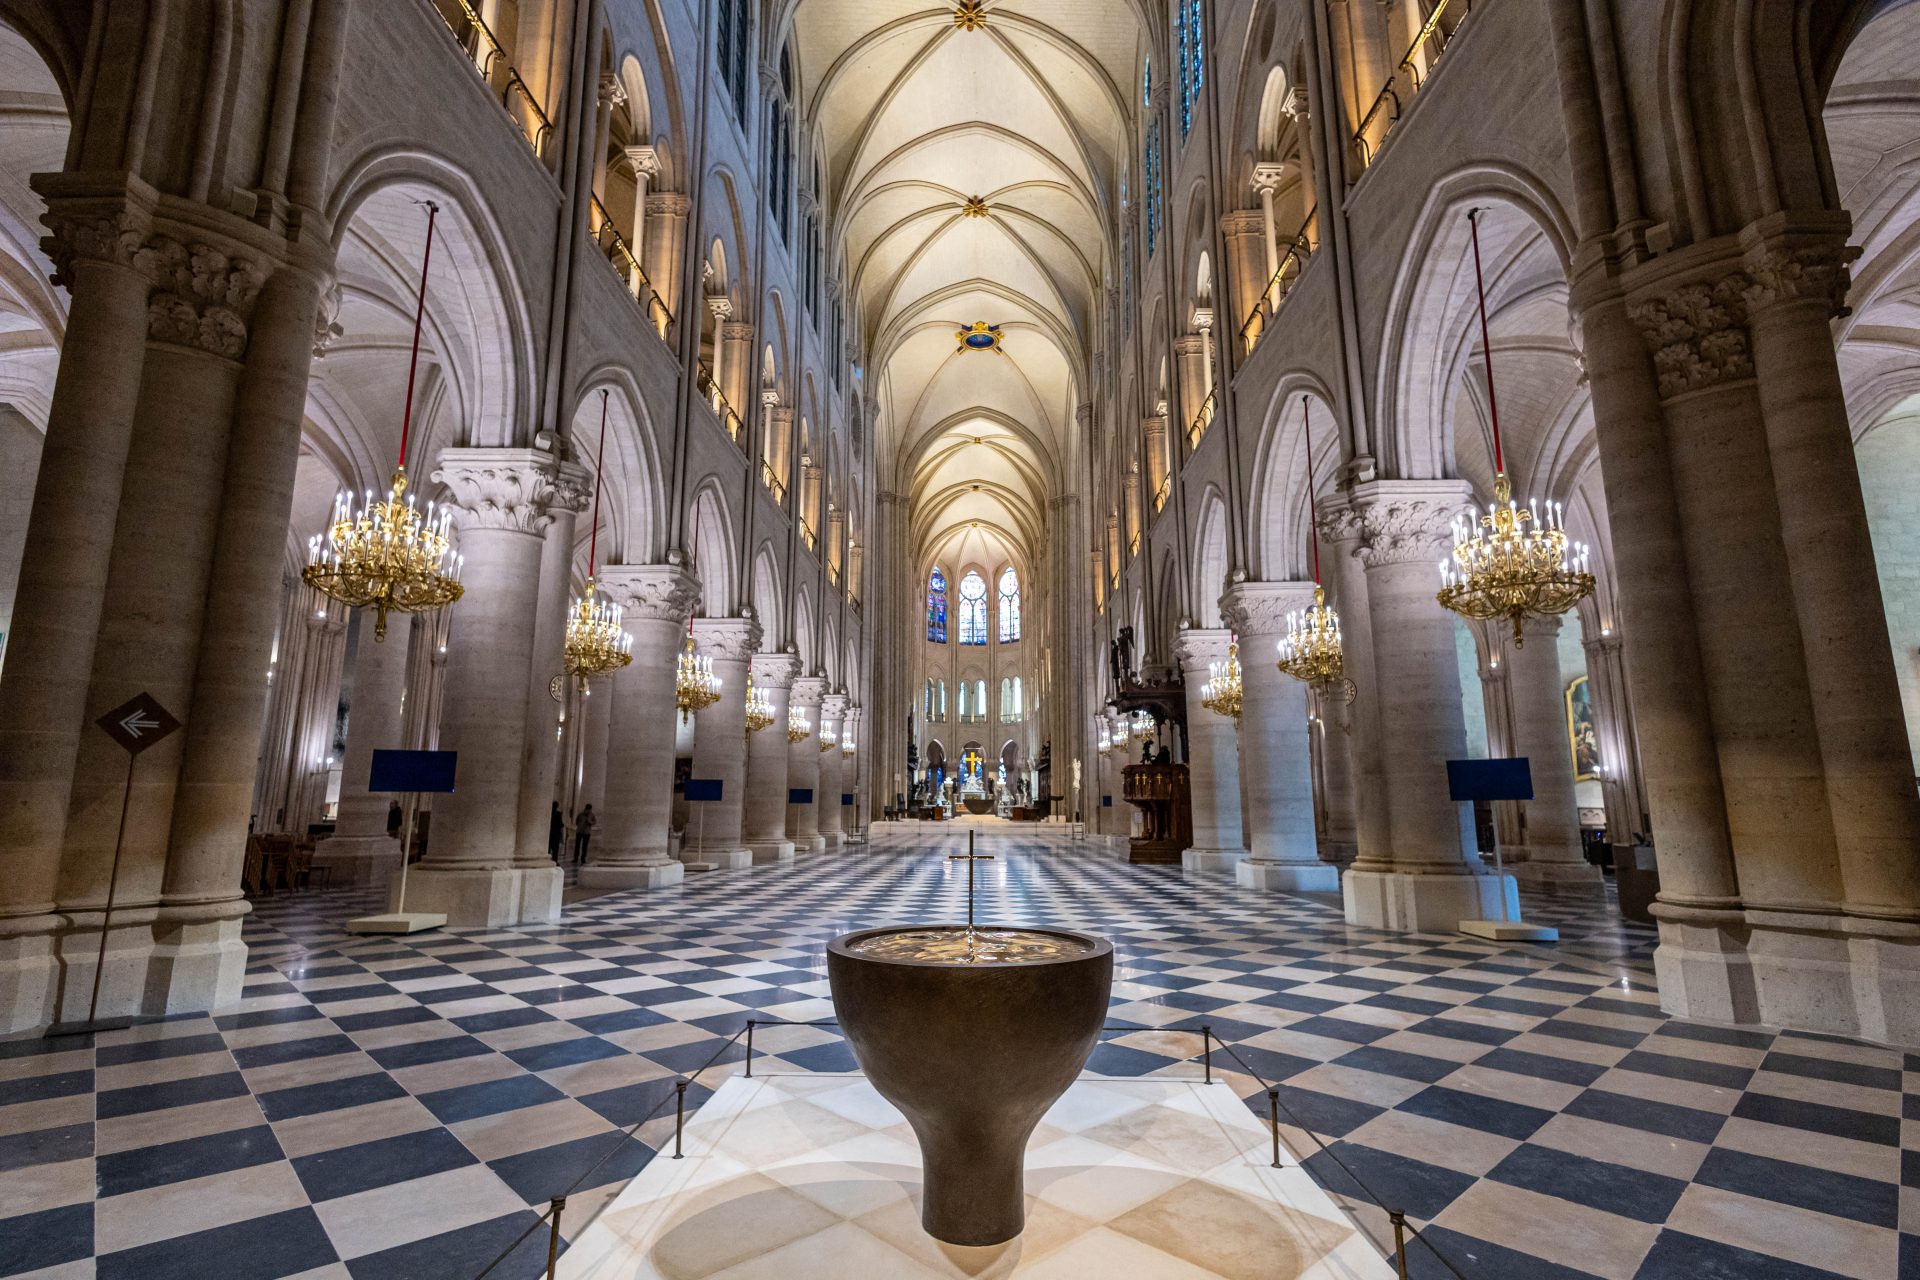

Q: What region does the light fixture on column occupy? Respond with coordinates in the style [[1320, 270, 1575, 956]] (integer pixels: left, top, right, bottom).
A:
[[1128, 709, 1154, 741], [787, 706, 812, 743], [1097, 722, 1113, 756], [1200, 640, 1243, 720], [1437, 209, 1594, 647], [841, 734, 856, 757], [303, 201, 464, 640], [1277, 395, 1349, 692], [674, 623, 720, 723], [819, 725, 840, 753], [744, 676, 775, 734], [564, 389, 633, 681]]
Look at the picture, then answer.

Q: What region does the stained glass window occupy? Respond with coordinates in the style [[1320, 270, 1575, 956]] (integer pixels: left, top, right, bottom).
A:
[[998, 567, 1021, 642], [958, 570, 988, 644], [1177, 0, 1202, 137], [926, 567, 948, 642]]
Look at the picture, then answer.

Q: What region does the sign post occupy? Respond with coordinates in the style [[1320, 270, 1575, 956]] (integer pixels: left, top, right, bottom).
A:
[[1446, 758, 1558, 942], [47, 694, 183, 1036], [345, 749, 458, 934]]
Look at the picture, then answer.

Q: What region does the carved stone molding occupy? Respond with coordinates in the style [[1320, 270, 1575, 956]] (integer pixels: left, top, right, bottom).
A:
[[41, 209, 147, 283], [597, 564, 700, 624], [820, 693, 849, 721], [721, 320, 754, 342], [1315, 503, 1367, 546], [1175, 627, 1235, 667], [1349, 482, 1468, 568], [750, 652, 801, 689], [432, 449, 589, 536], [790, 675, 827, 709], [312, 279, 345, 358], [1627, 273, 1752, 399], [690, 615, 762, 662], [646, 192, 690, 217], [1219, 580, 1317, 639], [128, 235, 269, 360], [1220, 209, 1265, 238]]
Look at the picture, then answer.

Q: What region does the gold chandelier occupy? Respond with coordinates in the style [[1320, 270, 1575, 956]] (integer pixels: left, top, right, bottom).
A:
[[1097, 721, 1114, 756], [304, 202, 463, 640], [675, 625, 720, 722], [1276, 396, 1347, 691], [1437, 210, 1594, 647], [744, 675, 775, 733], [787, 706, 812, 743], [564, 390, 632, 680], [1200, 641, 1243, 720], [819, 725, 839, 753], [840, 734, 856, 757]]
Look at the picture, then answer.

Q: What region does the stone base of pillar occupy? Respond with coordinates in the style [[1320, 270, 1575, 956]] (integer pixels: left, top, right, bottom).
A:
[[747, 840, 795, 865], [820, 833, 844, 854], [312, 835, 403, 886], [1182, 847, 1246, 874], [1239, 859, 1339, 893], [0, 921, 60, 1034], [1509, 858, 1604, 897], [399, 866, 563, 927], [682, 847, 751, 870], [578, 860, 685, 890], [1343, 870, 1518, 932], [146, 905, 249, 1017], [799, 834, 825, 853]]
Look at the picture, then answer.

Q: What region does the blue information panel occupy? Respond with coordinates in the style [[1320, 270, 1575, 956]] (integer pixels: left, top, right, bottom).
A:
[[369, 749, 458, 794], [684, 778, 723, 803], [787, 787, 814, 804], [1102, 795, 1113, 807], [1446, 758, 1534, 803], [842, 794, 854, 806]]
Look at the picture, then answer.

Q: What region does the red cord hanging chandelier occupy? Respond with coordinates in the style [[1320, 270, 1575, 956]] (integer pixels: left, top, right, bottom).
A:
[[563, 389, 633, 681], [1276, 396, 1347, 690]]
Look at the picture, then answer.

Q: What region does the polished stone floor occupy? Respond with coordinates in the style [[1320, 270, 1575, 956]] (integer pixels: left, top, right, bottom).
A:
[[0, 829, 1912, 1279]]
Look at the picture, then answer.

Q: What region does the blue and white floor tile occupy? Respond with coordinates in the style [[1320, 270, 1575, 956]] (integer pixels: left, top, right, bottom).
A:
[[1, 830, 1912, 1278]]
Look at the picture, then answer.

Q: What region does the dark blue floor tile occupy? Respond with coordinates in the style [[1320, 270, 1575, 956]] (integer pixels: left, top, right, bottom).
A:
[[367, 1034, 493, 1070], [418, 1073, 565, 1123], [1410, 1016, 1517, 1047], [1574, 996, 1661, 1019], [0, 1034, 91, 1060], [488, 1131, 654, 1201], [1360, 994, 1453, 1017], [0, 1202, 91, 1278], [1694, 1146, 1899, 1227], [231, 1033, 360, 1070], [95, 1032, 228, 1066], [0, 1069, 93, 1106], [293, 1127, 477, 1201], [0, 1121, 91, 1173], [1636, 1230, 1854, 1279], [1563, 1087, 1726, 1143], [97, 1123, 284, 1196], [97, 1070, 248, 1119], [1301, 1141, 1475, 1219], [643, 1036, 746, 1075], [303, 983, 396, 1004], [1253, 991, 1345, 1015], [1086, 1042, 1178, 1077], [1316, 974, 1402, 993], [1265, 1083, 1383, 1137], [330, 1005, 440, 1033], [1615, 1048, 1753, 1090], [504, 1035, 624, 1072], [257, 1071, 407, 1122], [1488, 1142, 1687, 1222], [775, 1039, 859, 1072], [1280, 1015, 1395, 1045], [1474, 1046, 1606, 1087], [452, 1006, 555, 1033], [1399, 1085, 1554, 1140], [1530, 1019, 1645, 1049], [1419, 976, 1502, 995], [1653, 1021, 1772, 1051], [1165, 1014, 1270, 1043], [1758, 1050, 1902, 1092], [1408, 1225, 1606, 1280], [1514, 976, 1602, 995], [1334, 1045, 1461, 1083], [1468, 994, 1566, 1018], [1731, 1091, 1899, 1146], [1214, 1044, 1318, 1085], [216, 1005, 330, 1032], [97, 1206, 337, 1280]]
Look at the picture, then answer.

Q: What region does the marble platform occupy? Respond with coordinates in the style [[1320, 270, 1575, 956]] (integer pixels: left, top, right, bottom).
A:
[[559, 1072, 1391, 1280]]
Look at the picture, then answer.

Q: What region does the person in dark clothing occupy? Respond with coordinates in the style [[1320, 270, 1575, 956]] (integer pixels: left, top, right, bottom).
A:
[[549, 801, 565, 861], [573, 804, 597, 864]]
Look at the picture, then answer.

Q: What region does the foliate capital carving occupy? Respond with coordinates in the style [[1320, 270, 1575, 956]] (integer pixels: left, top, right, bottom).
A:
[[1250, 161, 1290, 195], [1627, 273, 1752, 399], [820, 693, 849, 721], [625, 144, 661, 177], [41, 207, 148, 283], [721, 320, 754, 342], [1315, 502, 1367, 546], [790, 675, 827, 708], [750, 652, 801, 689], [1349, 480, 1470, 568], [1175, 627, 1236, 667], [1741, 243, 1857, 317], [690, 615, 762, 662], [1219, 580, 1318, 639], [646, 192, 690, 218], [313, 279, 345, 358], [1220, 209, 1265, 238], [432, 448, 585, 536], [133, 235, 270, 360], [597, 564, 700, 623]]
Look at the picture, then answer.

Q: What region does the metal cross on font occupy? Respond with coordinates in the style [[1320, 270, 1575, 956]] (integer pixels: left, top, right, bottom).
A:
[[947, 829, 995, 934]]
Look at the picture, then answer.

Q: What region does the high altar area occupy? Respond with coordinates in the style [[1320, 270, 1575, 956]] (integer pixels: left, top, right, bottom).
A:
[[2, 0, 1920, 1277]]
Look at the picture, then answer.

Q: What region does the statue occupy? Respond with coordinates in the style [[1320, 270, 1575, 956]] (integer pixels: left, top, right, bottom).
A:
[[1155, 743, 1171, 765], [1116, 626, 1135, 682], [1140, 737, 1154, 765]]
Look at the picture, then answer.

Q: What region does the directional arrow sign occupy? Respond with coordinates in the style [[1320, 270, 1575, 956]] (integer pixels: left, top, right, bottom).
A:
[[96, 692, 182, 756]]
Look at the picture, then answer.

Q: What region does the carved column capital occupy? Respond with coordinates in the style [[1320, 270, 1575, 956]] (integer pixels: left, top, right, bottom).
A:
[[1627, 271, 1753, 399], [790, 676, 827, 709], [432, 448, 590, 536], [821, 693, 849, 721], [1741, 242, 1857, 316], [691, 615, 762, 662], [1219, 580, 1318, 639], [1175, 626, 1236, 667], [1250, 161, 1290, 195], [625, 144, 661, 177], [124, 233, 271, 361], [750, 652, 801, 689], [596, 564, 700, 622], [1346, 480, 1470, 568]]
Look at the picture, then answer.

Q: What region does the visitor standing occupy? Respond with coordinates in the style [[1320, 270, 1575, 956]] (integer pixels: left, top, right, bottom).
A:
[[574, 804, 597, 864], [549, 801, 565, 861]]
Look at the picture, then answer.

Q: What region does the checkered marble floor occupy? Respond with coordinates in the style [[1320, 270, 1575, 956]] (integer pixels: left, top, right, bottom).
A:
[[2, 831, 1914, 1279]]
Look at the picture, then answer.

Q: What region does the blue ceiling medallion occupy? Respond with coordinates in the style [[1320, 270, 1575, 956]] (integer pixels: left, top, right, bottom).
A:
[[956, 321, 1004, 353]]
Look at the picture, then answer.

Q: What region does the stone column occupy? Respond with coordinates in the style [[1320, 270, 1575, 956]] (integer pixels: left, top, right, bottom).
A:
[[1221, 585, 1337, 891], [514, 471, 590, 871], [644, 192, 687, 327], [1176, 628, 1245, 873], [582, 565, 698, 889], [842, 707, 863, 835], [1144, 415, 1169, 510], [315, 613, 413, 885], [1341, 481, 1516, 929], [817, 692, 848, 852], [683, 616, 759, 868], [1312, 683, 1360, 865], [787, 676, 825, 850], [624, 145, 659, 292], [590, 72, 622, 201], [1174, 335, 1206, 441], [578, 674, 613, 815], [405, 449, 572, 926], [706, 297, 732, 415], [721, 320, 754, 432], [1252, 163, 1286, 287], [1506, 617, 1602, 894], [744, 653, 799, 864]]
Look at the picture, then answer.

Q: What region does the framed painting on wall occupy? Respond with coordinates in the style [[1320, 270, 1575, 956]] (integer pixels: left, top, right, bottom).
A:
[[1566, 675, 1598, 782]]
